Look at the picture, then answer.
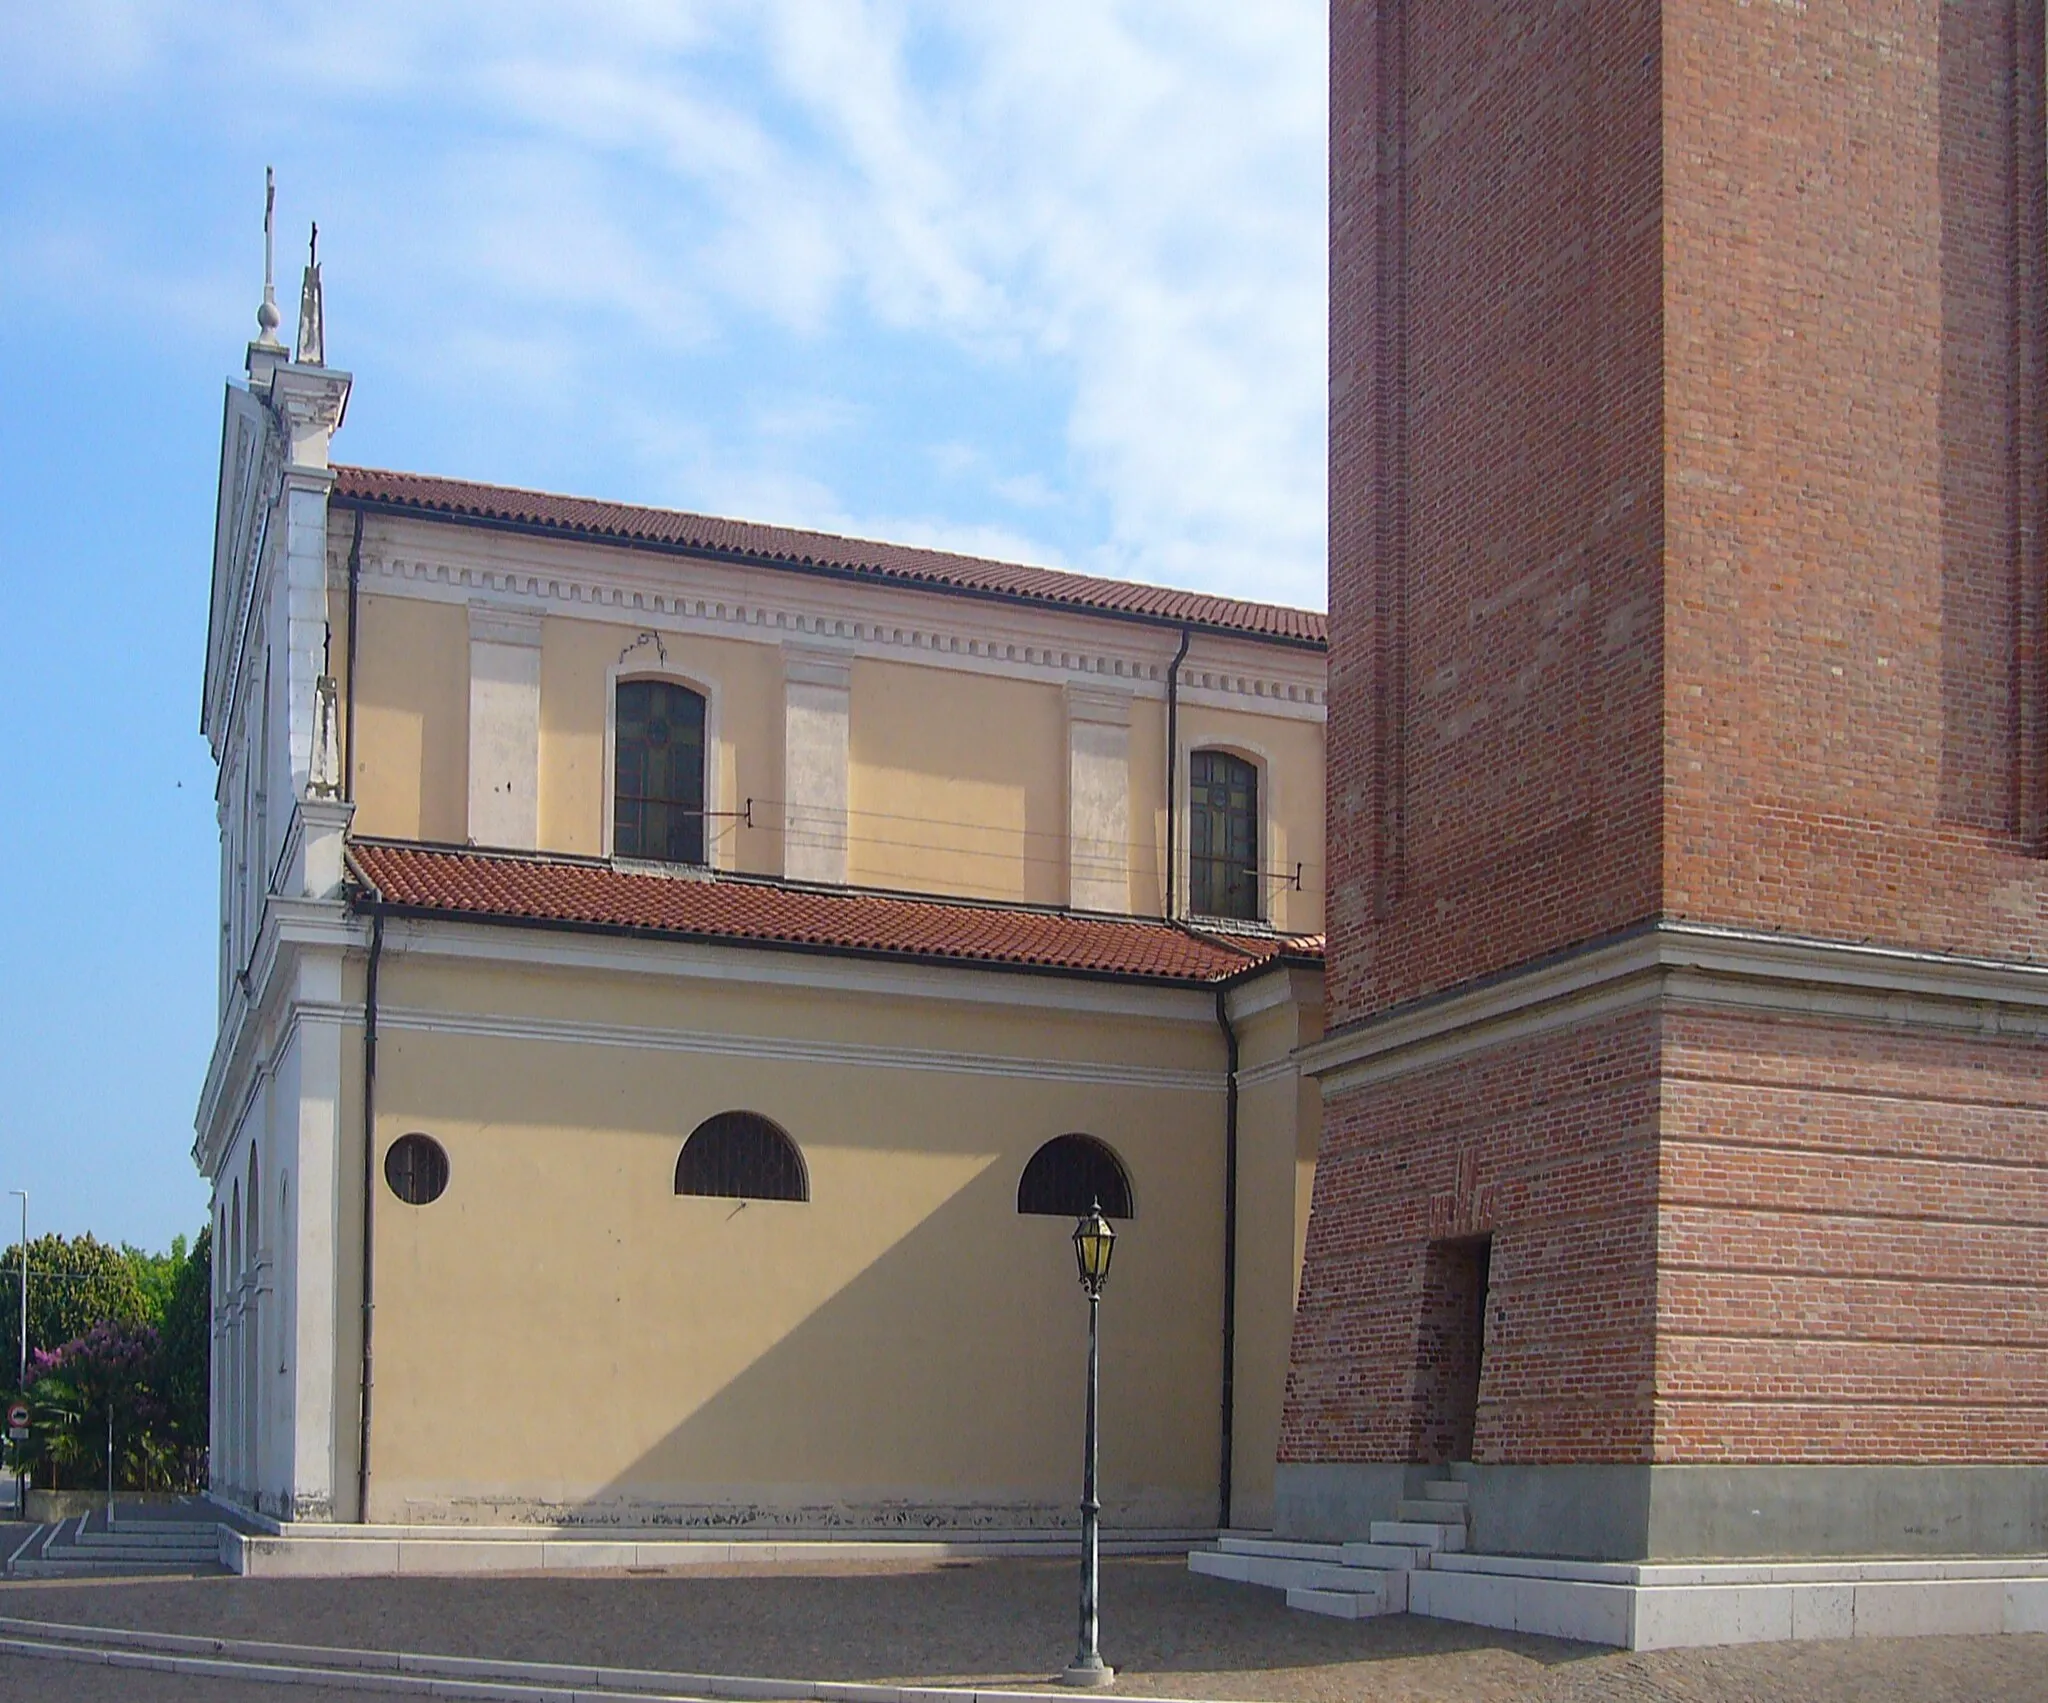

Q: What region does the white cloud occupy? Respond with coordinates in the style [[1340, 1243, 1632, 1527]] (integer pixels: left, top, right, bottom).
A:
[[3, 0, 1328, 606]]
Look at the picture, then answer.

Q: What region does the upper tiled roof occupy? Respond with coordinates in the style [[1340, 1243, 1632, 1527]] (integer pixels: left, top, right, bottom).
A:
[[347, 840, 1322, 987], [332, 466, 1327, 649]]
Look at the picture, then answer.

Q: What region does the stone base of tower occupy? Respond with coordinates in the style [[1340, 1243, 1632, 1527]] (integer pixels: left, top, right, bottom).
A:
[[1286, 922, 2048, 1564]]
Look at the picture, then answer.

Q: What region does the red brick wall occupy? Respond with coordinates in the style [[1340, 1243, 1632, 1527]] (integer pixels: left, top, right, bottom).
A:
[[1325, 0, 1667, 1032], [1283, 1010, 1663, 1466], [1655, 1007, 2048, 1462], [1305, 0, 2048, 1476], [1660, 0, 2048, 957]]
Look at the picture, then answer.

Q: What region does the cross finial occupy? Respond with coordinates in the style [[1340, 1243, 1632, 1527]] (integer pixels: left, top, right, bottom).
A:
[[255, 166, 284, 348]]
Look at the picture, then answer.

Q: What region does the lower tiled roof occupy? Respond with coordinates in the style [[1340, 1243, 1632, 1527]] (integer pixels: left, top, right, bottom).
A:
[[346, 840, 1321, 986]]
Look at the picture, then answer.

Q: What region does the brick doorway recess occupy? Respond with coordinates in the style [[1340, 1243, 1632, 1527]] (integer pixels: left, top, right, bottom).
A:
[[1412, 1236, 1491, 1463]]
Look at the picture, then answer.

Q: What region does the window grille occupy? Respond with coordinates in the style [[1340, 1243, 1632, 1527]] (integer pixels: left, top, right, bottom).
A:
[[615, 679, 707, 863], [676, 1112, 809, 1202], [1017, 1134, 1133, 1220], [1189, 749, 1260, 920], [385, 1133, 450, 1206]]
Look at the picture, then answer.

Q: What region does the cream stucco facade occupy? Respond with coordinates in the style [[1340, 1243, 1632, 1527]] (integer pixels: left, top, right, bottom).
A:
[[197, 296, 1327, 1535]]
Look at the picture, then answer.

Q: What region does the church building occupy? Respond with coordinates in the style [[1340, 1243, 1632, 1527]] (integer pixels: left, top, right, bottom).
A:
[[196, 234, 1327, 1535]]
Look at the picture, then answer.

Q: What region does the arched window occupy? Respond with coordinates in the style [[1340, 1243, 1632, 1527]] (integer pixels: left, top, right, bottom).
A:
[[1189, 749, 1260, 921], [615, 680, 707, 864], [676, 1112, 808, 1202], [1017, 1134, 1133, 1220], [247, 1148, 260, 1263]]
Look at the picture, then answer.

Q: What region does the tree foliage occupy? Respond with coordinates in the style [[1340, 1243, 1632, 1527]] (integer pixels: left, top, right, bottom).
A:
[[2, 1229, 211, 1491], [0, 1232, 151, 1361]]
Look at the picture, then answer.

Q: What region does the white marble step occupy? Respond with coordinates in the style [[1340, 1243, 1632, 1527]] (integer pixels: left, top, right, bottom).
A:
[[1423, 1480, 1471, 1503], [1217, 1535, 1351, 1563], [1190, 1547, 1398, 1603], [1371, 1519, 1465, 1551], [1394, 1499, 1467, 1526], [1287, 1585, 1387, 1619], [1341, 1540, 1431, 1569]]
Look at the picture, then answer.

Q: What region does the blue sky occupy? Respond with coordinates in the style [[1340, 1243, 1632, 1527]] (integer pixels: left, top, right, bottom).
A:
[[0, 1, 1327, 1252]]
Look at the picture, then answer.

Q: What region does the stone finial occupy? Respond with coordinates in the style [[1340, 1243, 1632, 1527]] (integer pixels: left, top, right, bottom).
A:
[[295, 222, 324, 367]]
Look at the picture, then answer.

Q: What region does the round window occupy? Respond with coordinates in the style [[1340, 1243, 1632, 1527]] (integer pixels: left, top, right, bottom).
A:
[[384, 1134, 450, 1206]]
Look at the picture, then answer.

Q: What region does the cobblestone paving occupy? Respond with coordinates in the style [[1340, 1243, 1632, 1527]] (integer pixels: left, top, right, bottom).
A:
[[0, 1557, 2041, 1702]]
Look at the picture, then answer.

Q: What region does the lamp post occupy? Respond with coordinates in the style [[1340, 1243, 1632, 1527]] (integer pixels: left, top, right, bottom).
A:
[[1062, 1200, 1116, 1688]]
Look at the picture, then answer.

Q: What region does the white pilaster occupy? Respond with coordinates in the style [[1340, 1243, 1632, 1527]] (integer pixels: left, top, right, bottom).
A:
[[782, 645, 851, 884], [281, 948, 346, 1522], [466, 604, 543, 849], [1066, 685, 1133, 913]]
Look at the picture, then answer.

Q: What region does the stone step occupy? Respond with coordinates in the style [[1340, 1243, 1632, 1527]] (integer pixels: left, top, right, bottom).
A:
[[1217, 1536, 1351, 1563], [1340, 1540, 1430, 1569], [74, 1529, 219, 1548], [1422, 1480, 1471, 1504], [1287, 1586, 1390, 1619], [1394, 1499, 1467, 1526], [1190, 1547, 1396, 1601], [1370, 1519, 1465, 1552]]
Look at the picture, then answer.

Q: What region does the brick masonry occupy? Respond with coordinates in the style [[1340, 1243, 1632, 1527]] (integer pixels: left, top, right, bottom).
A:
[[1294, 0, 2048, 1521]]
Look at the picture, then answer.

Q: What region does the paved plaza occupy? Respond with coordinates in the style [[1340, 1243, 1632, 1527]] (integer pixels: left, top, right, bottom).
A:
[[0, 1549, 2043, 1702]]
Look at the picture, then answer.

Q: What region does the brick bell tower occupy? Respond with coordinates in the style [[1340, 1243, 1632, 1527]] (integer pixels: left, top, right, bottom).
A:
[[1287, 1, 2048, 1560]]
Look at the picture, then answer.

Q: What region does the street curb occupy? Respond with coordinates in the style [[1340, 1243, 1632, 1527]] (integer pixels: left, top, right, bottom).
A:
[[0, 1619, 1211, 1703]]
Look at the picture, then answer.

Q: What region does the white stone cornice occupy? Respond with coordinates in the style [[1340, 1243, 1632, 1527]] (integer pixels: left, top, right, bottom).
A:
[[339, 517, 1328, 719], [1303, 922, 2048, 1094], [375, 911, 1224, 1023], [377, 1004, 1219, 1093]]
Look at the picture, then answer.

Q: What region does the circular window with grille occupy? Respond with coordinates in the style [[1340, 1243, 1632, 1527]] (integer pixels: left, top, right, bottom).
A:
[[385, 1134, 450, 1206]]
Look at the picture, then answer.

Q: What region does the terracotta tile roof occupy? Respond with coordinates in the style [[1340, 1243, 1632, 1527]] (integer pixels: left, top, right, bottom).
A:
[[347, 840, 1322, 986], [332, 466, 1326, 649]]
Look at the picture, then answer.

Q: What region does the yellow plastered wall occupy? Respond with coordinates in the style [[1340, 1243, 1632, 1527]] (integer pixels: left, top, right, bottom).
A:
[[846, 660, 1067, 904], [357, 951, 1251, 1525], [349, 595, 468, 843]]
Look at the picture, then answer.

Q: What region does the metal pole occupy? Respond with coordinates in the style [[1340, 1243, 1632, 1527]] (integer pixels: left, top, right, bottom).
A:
[[9, 1191, 23, 1388], [8, 1191, 22, 1518], [1064, 1290, 1112, 1686]]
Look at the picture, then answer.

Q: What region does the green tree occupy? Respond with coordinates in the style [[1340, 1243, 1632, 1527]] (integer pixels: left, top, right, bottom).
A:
[[154, 1227, 211, 1458], [0, 1233, 151, 1364]]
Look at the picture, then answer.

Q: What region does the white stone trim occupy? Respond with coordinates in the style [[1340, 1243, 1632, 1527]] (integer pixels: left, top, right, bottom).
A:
[[340, 517, 1327, 721], [781, 643, 852, 885], [1065, 684, 1134, 913], [376, 911, 1225, 1024], [1303, 922, 2048, 1094], [376, 1004, 1220, 1092], [467, 598, 544, 850]]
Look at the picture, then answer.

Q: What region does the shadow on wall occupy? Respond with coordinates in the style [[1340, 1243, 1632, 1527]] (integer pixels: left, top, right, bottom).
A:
[[580, 1156, 1215, 1529], [1936, 2, 2034, 832]]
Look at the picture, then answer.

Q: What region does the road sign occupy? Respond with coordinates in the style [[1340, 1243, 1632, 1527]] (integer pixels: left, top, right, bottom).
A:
[[7, 1402, 27, 1442]]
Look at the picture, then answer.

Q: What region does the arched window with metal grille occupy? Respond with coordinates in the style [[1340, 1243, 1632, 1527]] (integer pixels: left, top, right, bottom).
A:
[[676, 1112, 809, 1202], [614, 679, 707, 864], [1188, 748, 1261, 920], [1017, 1134, 1134, 1220]]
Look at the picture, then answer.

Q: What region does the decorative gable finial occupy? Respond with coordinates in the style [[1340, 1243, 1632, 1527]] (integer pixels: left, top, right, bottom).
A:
[[255, 166, 284, 350], [295, 221, 324, 366]]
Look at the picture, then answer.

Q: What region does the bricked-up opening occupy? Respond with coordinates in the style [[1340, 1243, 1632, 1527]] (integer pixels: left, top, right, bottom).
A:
[[1412, 1235, 1491, 1464]]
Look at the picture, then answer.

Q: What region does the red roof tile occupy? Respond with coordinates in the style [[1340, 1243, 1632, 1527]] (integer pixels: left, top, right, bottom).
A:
[[347, 841, 1322, 986], [332, 466, 1326, 649]]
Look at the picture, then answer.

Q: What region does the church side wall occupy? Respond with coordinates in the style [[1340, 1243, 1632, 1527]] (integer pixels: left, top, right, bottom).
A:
[[342, 938, 1312, 1529], [348, 593, 468, 844]]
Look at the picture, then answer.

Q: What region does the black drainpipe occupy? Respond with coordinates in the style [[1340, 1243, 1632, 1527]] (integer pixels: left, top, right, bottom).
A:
[[356, 898, 384, 1523], [342, 510, 364, 803], [1163, 628, 1192, 918], [1214, 984, 1240, 1531]]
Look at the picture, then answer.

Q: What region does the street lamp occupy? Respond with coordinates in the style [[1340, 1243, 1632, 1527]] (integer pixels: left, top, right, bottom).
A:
[[1062, 1200, 1116, 1688]]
